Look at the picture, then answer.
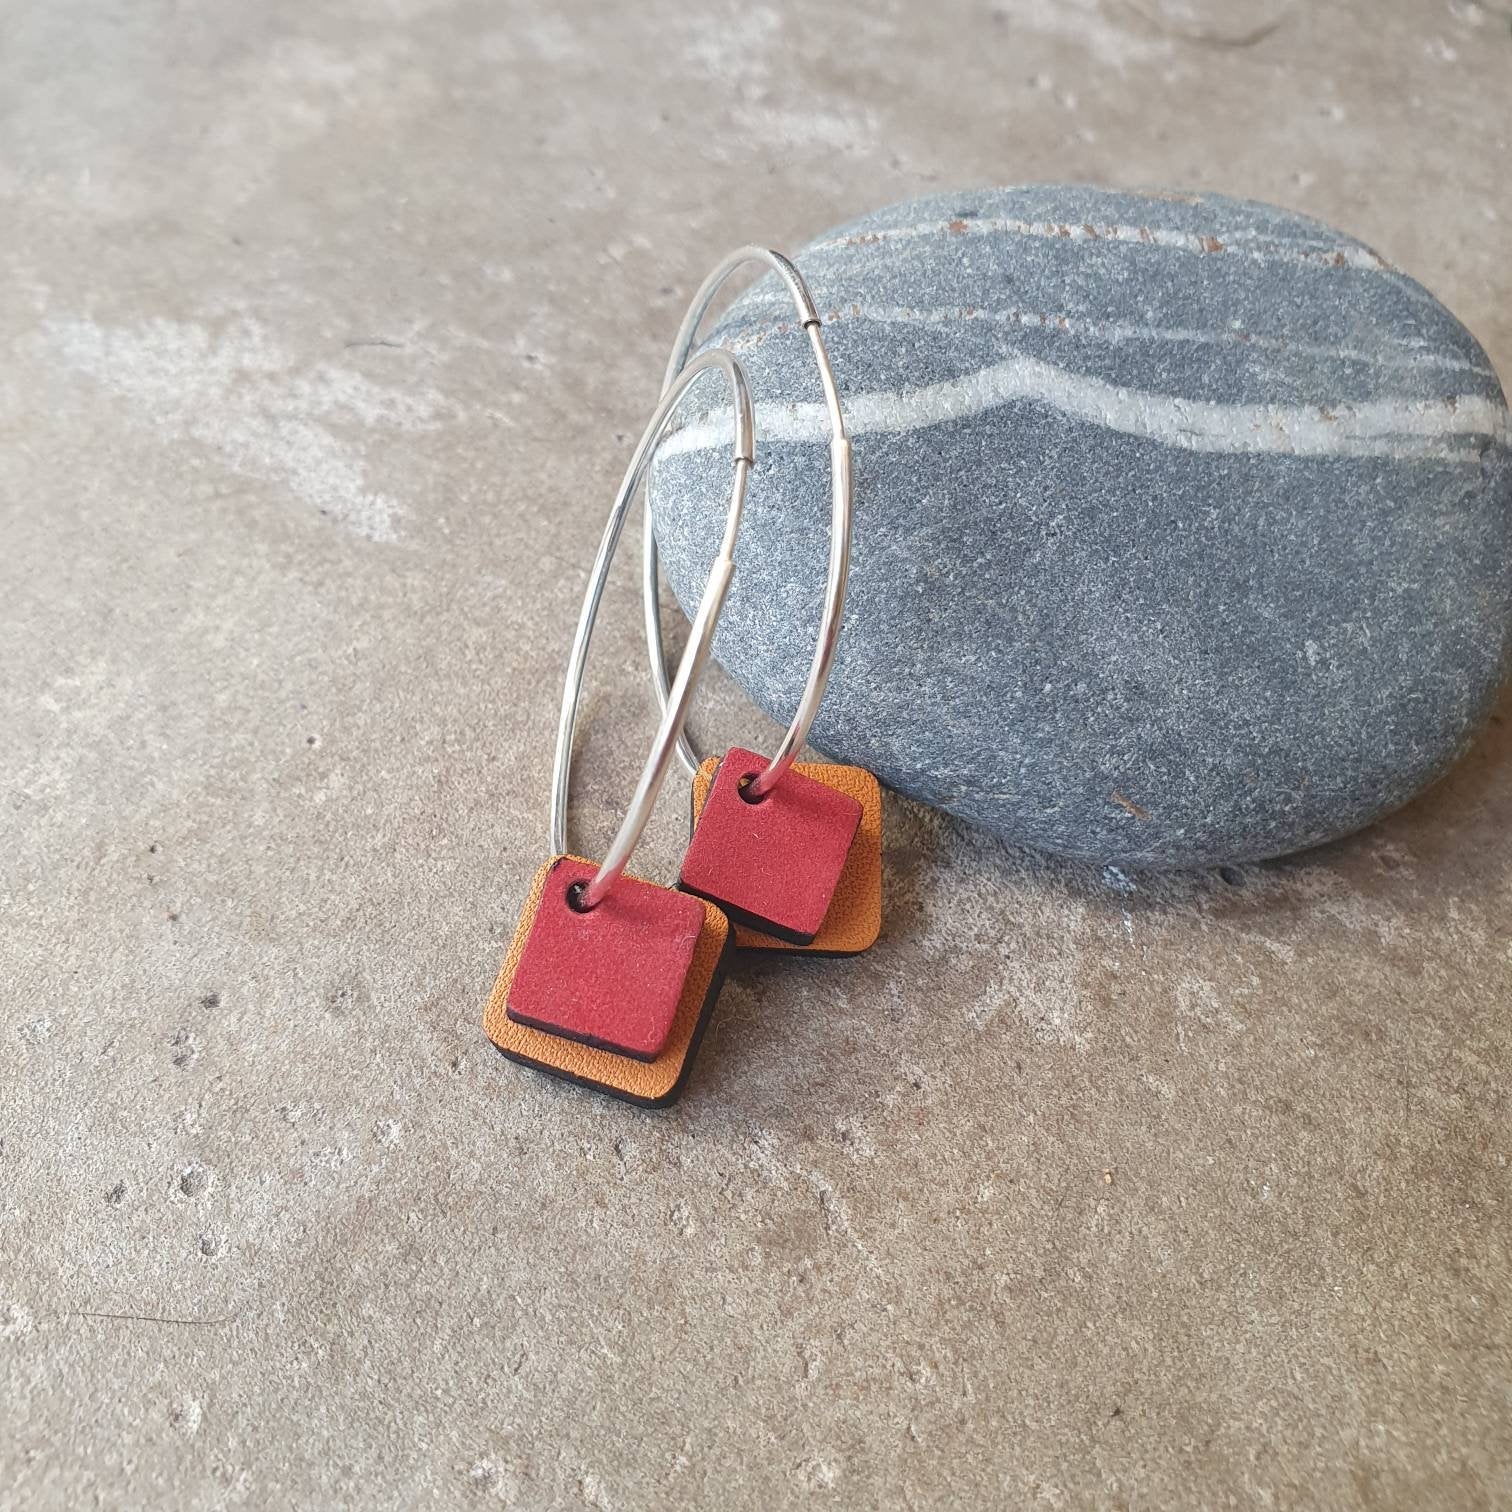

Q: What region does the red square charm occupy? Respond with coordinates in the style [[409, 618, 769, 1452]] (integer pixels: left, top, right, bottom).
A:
[[678, 746, 863, 944], [506, 856, 706, 1061]]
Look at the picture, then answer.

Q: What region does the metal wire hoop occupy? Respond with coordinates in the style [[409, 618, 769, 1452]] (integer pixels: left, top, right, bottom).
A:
[[551, 347, 754, 911], [643, 246, 852, 801]]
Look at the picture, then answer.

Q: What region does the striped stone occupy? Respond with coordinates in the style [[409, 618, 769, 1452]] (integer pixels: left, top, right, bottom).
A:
[[647, 186, 1512, 868]]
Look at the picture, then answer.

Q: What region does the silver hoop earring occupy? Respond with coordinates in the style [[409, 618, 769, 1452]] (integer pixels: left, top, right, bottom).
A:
[[645, 248, 882, 956], [484, 348, 754, 1107]]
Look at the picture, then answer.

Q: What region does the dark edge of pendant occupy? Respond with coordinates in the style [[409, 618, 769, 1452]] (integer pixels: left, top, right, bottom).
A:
[[732, 933, 870, 960], [675, 877, 820, 946], [503, 1006, 662, 1063]]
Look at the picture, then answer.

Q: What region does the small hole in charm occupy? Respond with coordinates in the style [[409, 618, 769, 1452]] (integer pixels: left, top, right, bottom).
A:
[[565, 880, 593, 913], [736, 771, 765, 805]]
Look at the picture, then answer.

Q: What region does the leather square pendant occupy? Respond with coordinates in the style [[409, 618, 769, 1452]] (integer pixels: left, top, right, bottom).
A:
[[679, 746, 864, 945], [691, 757, 882, 955], [484, 855, 732, 1107], [506, 856, 703, 1060]]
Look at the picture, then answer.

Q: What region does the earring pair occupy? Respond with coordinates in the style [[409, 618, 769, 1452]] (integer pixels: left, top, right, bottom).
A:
[[483, 250, 881, 1107]]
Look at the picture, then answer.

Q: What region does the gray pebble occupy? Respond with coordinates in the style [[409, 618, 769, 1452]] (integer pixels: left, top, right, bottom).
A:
[[648, 186, 1512, 867]]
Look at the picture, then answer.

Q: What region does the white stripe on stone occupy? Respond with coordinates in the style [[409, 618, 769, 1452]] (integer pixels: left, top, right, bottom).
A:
[[803, 216, 1395, 273], [716, 302, 1496, 378], [654, 351, 1510, 464]]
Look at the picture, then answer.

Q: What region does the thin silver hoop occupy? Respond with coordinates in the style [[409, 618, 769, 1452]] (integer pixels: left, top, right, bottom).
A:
[[643, 246, 851, 801], [551, 347, 754, 911]]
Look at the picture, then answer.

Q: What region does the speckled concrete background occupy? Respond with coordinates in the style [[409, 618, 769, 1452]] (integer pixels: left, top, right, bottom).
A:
[[2, 2, 1509, 1508]]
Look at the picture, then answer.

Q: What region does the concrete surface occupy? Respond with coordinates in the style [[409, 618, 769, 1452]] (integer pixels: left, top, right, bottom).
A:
[[2, 2, 1509, 1508]]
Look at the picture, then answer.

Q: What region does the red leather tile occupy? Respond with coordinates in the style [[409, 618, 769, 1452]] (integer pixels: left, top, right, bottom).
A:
[[678, 746, 863, 944], [505, 856, 705, 1061], [690, 758, 882, 956]]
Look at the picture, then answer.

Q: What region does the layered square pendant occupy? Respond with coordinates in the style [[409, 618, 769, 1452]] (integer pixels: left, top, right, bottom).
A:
[[484, 855, 732, 1106], [682, 746, 882, 955]]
